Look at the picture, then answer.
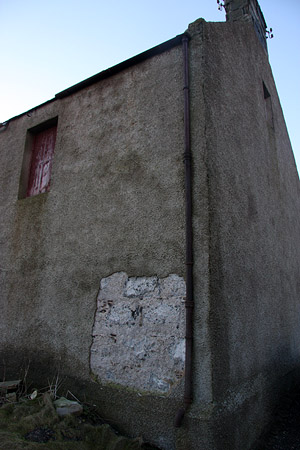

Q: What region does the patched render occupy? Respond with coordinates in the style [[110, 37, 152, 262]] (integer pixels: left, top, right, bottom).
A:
[[90, 272, 186, 394]]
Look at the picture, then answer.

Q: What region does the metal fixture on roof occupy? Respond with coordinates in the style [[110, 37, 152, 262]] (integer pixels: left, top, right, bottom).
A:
[[266, 27, 274, 39], [217, 0, 225, 11]]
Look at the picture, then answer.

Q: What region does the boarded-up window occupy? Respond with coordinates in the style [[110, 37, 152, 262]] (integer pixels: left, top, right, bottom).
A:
[[27, 125, 57, 197]]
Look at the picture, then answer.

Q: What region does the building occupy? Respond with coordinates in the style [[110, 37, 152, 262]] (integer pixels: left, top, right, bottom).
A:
[[0, 1, 299, 448]]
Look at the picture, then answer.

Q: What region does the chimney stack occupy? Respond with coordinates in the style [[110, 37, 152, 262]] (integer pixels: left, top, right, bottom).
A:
[[224, 0, 268, 51]]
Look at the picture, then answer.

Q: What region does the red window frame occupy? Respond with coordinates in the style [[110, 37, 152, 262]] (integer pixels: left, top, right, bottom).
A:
[[27, 125, 57, 197]]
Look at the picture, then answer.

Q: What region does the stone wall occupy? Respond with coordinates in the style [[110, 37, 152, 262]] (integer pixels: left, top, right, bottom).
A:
[[0, 40, 188, 449], [91, 272, 185, 393], [191, 19, 300, 450], [0, 12, 299, 450]]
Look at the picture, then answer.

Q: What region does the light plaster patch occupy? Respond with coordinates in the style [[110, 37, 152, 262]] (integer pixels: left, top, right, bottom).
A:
[[90, 272, 186, 393]]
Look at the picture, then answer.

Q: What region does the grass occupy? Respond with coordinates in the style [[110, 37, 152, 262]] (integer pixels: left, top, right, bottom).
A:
[[0, 391, 157, 450]]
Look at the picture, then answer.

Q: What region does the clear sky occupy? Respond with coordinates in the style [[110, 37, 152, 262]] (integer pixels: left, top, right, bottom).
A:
[[0, 0, 299, 173]]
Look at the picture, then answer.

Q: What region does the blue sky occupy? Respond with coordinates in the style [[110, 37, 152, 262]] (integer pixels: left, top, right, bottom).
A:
[[0, 0, 299, 173]]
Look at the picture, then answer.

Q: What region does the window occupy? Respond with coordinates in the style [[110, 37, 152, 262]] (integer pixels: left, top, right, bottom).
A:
[[19, 117, 58, 199], [263, 82, 274, 130], [27, 125, 57, 197]]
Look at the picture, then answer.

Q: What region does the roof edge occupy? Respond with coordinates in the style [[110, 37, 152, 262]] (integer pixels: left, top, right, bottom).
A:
[[55, 33, 188, 99], [0, 32, 188, 127], [0, 98, 56, 129]]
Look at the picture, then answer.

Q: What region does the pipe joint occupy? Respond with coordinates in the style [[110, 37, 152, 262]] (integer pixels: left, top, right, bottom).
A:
[[185, 301, 194, 308]]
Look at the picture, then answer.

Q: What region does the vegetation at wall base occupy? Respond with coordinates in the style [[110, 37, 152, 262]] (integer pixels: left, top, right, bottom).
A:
[[0, 385, 160, 450]]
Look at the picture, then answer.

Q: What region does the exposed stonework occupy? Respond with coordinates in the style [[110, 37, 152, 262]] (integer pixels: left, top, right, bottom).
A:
[[1, 10, 300, 449], [90, 272, 186, 393]]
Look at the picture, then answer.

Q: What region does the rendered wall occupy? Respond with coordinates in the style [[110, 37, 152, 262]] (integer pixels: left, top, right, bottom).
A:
[[1, 15, 299, 450], [0, 44, 191, 449], [190, 20, 300, 450]]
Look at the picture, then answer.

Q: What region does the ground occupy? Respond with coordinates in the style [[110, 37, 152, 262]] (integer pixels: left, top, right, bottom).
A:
[[254, 386, 300, 449], [2, 382, 300, 449], [0, 390, 160, 450]]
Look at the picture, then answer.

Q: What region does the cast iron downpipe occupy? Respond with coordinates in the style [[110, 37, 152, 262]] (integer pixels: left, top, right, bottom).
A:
[[175, 33, 193, 428]]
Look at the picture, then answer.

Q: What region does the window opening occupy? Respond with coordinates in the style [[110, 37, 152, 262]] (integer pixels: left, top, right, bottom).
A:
[[263, 81, 274, 129], [19, 117, 58, 199], [27, 125, 57, 197]]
